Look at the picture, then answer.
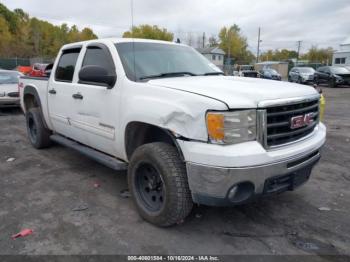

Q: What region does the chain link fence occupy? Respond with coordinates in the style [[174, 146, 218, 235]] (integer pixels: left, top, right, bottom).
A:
[[0, 57, 54, 70]]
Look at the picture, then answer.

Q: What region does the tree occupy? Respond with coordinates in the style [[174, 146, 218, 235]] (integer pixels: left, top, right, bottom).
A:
[[80, 28, 97, 41], [218, 24, 255, 64], [301, 46, 333, 64], [123, 24, 173, 41], [0, 2, 98, 58], [208, 36, 219, 47], [260, 49, 298, 61], [0, 16, 12, 57]]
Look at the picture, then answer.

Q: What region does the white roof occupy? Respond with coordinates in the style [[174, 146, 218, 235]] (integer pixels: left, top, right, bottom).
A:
[[62, 38, 186, 49]]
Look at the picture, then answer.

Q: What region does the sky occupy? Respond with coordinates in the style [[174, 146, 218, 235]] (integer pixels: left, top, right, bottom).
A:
[[2, 0, 350, 54]]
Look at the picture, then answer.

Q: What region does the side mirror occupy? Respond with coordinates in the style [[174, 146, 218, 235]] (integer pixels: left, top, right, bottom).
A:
[[78, 65, 116, 89]]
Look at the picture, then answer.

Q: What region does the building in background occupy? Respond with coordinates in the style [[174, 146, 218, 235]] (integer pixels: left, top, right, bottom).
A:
[[255, 61, 289, 80], [196, 47, 225, 70], [333, 37, 350, 66]]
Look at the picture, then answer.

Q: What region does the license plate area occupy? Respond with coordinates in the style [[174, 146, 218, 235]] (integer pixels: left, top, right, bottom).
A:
[[263, 168, 312, 194]]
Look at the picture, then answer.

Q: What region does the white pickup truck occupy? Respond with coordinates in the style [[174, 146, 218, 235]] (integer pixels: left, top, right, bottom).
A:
[[20, 38, 326, 227]]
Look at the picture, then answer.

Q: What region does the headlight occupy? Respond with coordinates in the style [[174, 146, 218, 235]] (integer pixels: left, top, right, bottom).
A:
[[206, 110, 256, 145]]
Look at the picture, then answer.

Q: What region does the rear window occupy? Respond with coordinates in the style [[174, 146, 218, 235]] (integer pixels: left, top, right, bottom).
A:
[[55, 48, 81, 82]]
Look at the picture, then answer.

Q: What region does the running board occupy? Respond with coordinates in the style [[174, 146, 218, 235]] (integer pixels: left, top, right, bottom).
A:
[[50, 134, 128, 171]]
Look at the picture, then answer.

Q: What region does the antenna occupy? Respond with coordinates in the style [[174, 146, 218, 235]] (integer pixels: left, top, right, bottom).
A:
[[130, 0, 136, 81]]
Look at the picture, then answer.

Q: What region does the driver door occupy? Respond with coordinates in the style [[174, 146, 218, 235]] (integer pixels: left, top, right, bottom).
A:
[[71, 43, 121, 156]]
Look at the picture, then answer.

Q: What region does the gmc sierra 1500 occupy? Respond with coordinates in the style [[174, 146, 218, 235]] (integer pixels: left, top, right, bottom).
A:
[[20, 38, 326, 227]]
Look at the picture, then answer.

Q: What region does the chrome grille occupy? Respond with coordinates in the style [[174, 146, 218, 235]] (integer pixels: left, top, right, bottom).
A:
[[259, 98, 319, 148]]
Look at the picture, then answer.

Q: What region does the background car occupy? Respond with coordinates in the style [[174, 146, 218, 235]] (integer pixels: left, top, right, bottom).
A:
[[314, 66, 350, 88], [289, 67, 315, 84], [28, 63, 50, 77], [238, 65, 259, 78], [0, 70, 22, 108], [259, 68, 281, 80]]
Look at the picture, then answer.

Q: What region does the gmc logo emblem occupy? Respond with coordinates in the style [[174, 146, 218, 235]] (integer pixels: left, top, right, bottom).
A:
[[290, 113, 314, 129]]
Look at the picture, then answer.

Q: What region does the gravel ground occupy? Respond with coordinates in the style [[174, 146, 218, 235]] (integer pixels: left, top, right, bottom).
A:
[[0, 86, 349, 257]]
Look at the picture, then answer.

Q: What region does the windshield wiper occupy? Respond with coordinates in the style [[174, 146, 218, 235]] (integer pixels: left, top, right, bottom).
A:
[[139, 72, 198, 80], [203, 72, 224, 76]]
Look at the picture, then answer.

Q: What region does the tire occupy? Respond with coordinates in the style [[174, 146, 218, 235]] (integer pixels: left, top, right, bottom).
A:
[[314, 77, 319, 85], [128, 142, 193, 227], [297, 77, 302, 84], [329, 78, 336, 88], [26, 107, 52, 149]]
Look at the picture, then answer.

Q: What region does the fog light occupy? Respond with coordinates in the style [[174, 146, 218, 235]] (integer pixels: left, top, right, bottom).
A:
[[228, 182, 255, 203]]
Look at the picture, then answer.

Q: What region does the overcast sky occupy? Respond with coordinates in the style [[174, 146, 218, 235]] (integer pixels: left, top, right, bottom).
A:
[[2, 0, 350, 53]]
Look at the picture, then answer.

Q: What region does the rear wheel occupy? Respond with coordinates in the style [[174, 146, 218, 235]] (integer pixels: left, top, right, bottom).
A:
[[26, 108, 51, 149], [329, 78, 336, 88], [128, 142, 193, 227]]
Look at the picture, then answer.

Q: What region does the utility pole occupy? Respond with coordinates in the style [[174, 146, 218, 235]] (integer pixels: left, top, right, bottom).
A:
[[202, 32, 206, 48], [296, 40, 302, 65], [256, 27, 261, 63]]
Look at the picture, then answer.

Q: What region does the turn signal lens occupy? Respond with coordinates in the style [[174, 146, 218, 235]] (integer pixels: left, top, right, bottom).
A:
[[206, 110, 257, 144], [207, 113, 224, 141], [319, 95, 325, 122]]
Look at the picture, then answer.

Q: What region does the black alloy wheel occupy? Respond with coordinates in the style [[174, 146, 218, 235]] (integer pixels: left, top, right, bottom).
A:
[[135, 162, 165, 212]]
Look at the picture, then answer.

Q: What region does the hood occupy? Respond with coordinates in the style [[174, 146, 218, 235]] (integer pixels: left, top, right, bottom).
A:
[[0, 83, 18, 96], [334, 73, 350, 78], [149, 76, 318, 109]]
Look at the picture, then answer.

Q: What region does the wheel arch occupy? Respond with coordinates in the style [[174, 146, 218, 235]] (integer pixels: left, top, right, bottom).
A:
[[124, 121, 185, 161], [23, 85, 49, 129]]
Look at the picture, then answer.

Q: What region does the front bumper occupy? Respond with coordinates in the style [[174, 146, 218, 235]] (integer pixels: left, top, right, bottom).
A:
[[178, 123, 326, 206], [0, 97, 20, 108], [187, 149, 321, 206]]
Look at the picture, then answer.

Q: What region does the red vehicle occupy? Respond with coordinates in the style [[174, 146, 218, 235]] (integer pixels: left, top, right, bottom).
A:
[[28, 63, 49, 77]]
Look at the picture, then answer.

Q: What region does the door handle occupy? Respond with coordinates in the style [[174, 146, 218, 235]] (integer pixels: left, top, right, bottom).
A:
[[72, 93, 83, 100], [48, 89, 56, 94]]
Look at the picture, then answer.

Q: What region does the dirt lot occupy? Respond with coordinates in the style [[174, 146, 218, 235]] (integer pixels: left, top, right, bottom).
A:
[[0, 86, 349, 256]]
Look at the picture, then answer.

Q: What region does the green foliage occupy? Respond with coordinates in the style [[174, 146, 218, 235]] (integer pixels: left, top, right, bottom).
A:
[[260, 49, 298, 61], [123, 25, 173, 41], [261, 46, 333, 64], [0, 3, 97, 58], [218, 24, 255, 64], [300, 46, 333, 64]]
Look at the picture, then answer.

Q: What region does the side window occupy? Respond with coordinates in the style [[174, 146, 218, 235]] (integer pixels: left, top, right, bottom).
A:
[[82, 46, 114, 73], [55, 48, 81, 82]]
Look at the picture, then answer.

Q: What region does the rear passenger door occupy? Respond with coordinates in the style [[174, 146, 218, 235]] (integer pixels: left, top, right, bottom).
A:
[[72, 43, 121, 156], [48, 47, 85, 142]]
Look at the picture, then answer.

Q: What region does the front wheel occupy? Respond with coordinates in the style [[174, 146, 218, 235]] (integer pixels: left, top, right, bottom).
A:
[[26, 108, 52, 149], [329, 78, 336, 88], [128, 142, 193, 227]]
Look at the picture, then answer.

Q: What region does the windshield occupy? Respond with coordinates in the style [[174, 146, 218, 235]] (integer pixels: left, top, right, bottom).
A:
[[115, 42, 222, 81], [298, 67, 315, 73], [265, 69, 278, 74], [330, 67, 350, 74], [0, 71, 20, 84], [241, 66, 254, 71]]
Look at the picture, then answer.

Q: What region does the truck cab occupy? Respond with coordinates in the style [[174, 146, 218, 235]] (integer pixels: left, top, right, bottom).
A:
[[20, 38, 326, 227]]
